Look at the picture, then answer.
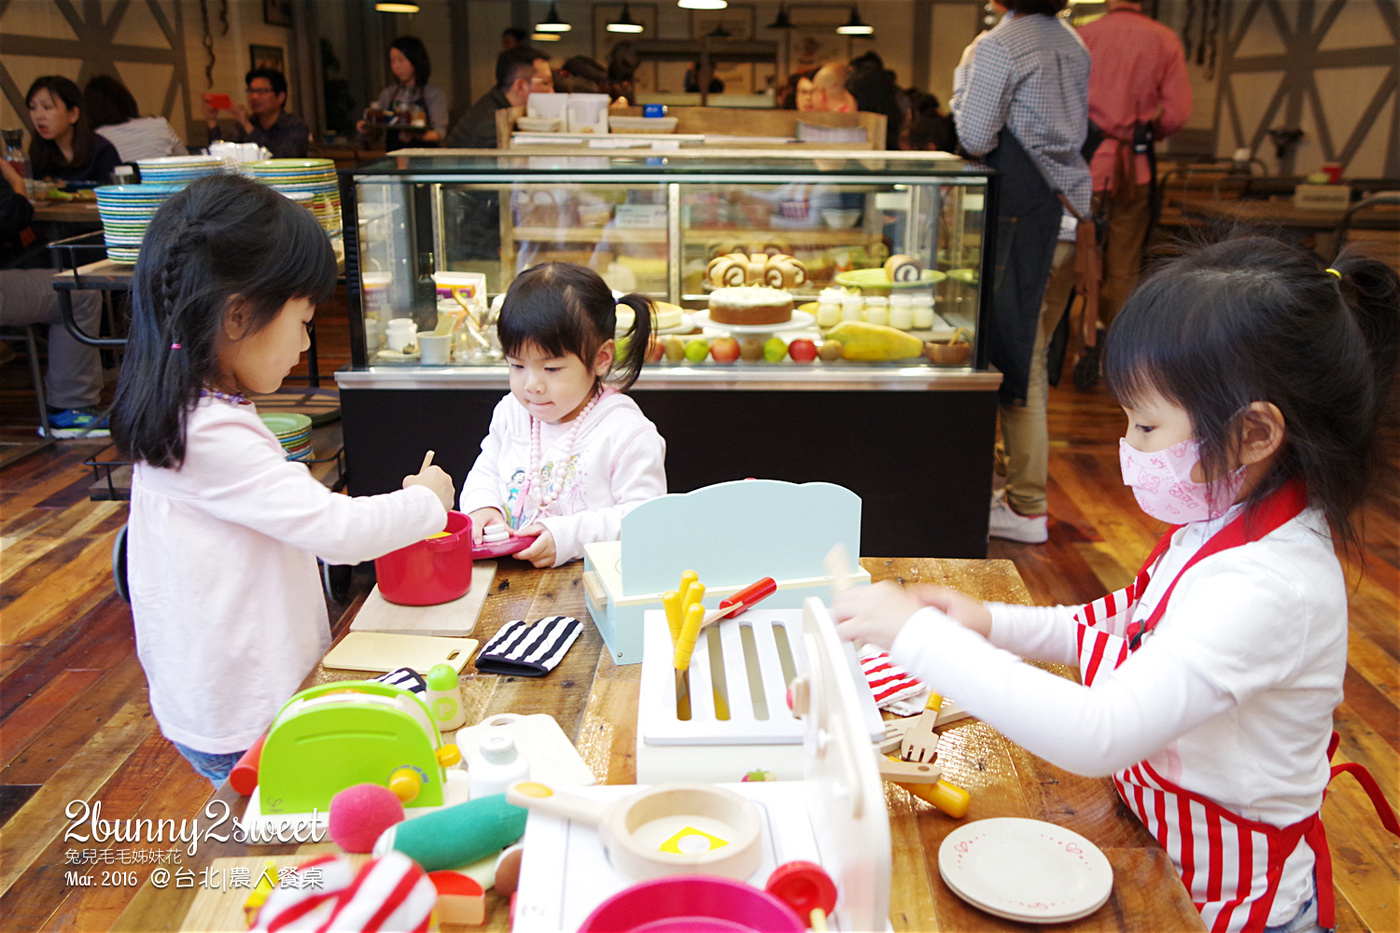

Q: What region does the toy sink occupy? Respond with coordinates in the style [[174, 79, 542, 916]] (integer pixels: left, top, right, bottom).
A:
[[582, 480, 870, 664], [253, 681, 461, 818]]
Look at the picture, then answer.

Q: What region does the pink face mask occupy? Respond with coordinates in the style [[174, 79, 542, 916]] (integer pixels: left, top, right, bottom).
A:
[[1119, 437, 1246, 524]]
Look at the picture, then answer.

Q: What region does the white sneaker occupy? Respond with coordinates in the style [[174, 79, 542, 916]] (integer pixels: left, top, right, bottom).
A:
[[989, 498, 1048, 544]]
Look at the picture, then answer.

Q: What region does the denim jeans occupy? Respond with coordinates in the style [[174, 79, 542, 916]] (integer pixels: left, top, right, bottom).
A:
[[171, 741, 245, 788], [1263, 886, 1331, 933]]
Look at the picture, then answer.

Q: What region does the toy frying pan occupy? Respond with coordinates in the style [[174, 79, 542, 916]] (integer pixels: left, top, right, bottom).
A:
[[578, 876, 804, 933], [506, 781, 762, 882], [468, 519, 538, 560]]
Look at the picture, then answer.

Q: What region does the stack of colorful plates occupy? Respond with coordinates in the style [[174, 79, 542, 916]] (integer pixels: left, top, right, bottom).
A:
[[259, 412, 314, 462], [94, 184, 183, 264], [136, 155, 225, 185], [245, 158, 341, 236]]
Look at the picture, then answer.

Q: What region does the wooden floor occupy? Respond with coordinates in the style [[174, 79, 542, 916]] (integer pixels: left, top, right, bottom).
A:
[[0, 300, 1396, 932]]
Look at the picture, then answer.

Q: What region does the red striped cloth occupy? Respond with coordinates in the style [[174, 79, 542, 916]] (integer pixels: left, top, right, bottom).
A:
[[858, 645, 924, 708]]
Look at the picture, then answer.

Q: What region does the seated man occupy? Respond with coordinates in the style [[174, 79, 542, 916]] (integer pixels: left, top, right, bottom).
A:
[[204, 68, 309, 158], [0, 160, 107, 437], [812, 62, 857, 114], [444, 47, 552, 149]]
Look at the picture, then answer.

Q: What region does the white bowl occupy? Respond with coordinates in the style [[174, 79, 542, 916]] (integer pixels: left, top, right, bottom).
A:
[[822, 209, 862, 229]]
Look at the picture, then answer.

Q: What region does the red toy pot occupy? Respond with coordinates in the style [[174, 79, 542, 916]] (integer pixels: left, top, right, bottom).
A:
[[375, 510, 473, 606], [578, 876, 804, 933]]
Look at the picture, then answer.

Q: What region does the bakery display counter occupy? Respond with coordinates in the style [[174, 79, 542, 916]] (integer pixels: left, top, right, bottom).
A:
[[338, 151, 1000, 556]]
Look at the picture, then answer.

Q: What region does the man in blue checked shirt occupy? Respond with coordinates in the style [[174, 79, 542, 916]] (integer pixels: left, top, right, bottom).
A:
[[952, 0, 1091, 546]]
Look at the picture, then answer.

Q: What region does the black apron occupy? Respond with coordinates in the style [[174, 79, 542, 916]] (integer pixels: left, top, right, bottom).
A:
[[981, 128, 1063, 405]]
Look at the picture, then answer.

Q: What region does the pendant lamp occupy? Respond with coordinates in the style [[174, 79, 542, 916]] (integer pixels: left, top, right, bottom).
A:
[[535, 1, 571, 32], [836, 5, 874, 35], [607, 3, 644, 33], [767, 3, 795, 29]]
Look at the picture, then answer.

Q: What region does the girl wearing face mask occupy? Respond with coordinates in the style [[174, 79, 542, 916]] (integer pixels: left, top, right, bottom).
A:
[[833, 237, 1400, 933]]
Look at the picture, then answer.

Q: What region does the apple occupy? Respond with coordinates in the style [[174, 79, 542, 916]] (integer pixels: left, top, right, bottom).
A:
[[818, 340, 843, 362], [788, 338, 818, 363], [739, 337, 766, 361], [663, 336, 686, 362], [684, 338, 710, 362], [646, 335, 665, 362], [763, 336, 788, 363], [710, 336, 740, 363]]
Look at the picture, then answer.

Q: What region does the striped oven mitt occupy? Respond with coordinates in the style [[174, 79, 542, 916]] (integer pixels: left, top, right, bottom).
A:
[[250, 851, 436, 932], [474, 616, 583, 677]]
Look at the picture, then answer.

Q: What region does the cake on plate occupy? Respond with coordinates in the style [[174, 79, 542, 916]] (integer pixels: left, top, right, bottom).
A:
[[708, 286, 794, 326], [615, 301, 685, 333]]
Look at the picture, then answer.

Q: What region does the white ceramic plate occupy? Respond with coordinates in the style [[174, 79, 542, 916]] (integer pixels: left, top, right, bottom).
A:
[[692, 309, 816, 336], [938, 818, 1113, 924]]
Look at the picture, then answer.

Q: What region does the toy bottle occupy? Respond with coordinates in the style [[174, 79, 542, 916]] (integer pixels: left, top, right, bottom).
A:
[[469, 734, 530, 800], [425, 663, 467, 732]]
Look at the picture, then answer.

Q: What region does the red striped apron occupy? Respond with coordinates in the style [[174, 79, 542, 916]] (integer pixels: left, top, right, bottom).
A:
[[1073, 481, 1399, 932]]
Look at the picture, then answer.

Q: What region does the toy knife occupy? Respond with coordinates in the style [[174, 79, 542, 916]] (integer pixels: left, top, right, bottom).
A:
[[698, 577, 777, 630]]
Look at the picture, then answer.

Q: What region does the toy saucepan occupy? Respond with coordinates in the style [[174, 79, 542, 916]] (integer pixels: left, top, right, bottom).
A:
[[505, 781, 762, 882], [578, 876, 804, 933]]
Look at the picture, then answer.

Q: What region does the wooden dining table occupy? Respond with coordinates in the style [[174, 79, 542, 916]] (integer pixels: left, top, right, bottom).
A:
[[111, 557, 1204, 933]]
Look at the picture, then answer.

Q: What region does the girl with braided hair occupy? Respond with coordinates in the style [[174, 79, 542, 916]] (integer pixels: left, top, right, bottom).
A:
[[110, 174, 454, 785]]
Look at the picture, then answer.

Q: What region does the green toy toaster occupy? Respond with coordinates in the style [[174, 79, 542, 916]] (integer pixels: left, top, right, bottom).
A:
[[258, 681, 462, 815]]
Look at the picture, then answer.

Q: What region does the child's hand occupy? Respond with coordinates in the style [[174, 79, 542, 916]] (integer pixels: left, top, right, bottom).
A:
[[403, 465, 454, 513], [830, 581, 924, 650], [466, 508, 506, 544], [514, 523, 555, 568], [907, 585, 993, 638]]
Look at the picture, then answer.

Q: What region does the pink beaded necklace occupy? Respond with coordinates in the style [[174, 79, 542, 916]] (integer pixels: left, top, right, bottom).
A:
[[520, 385, 610, 515]]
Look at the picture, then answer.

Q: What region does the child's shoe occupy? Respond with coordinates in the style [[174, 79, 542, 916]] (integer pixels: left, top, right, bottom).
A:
[[989, 496, 1048, 544], [43, 406, 110, 439]]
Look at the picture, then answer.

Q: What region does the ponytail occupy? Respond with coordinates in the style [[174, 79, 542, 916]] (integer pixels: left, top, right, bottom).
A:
[[611, 293, 654, 392], [1330, 247, 1400, 421]]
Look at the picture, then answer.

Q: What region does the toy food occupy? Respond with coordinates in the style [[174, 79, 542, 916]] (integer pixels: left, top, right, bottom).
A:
[[329, 783, 406, 853], [884, 254, 922, 283], [824, 321, 925, 361], [708, 286, 794, 326]]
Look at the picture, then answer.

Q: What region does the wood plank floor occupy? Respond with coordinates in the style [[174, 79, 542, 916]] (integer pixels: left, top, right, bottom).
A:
[[0, 300, 1395, 931]]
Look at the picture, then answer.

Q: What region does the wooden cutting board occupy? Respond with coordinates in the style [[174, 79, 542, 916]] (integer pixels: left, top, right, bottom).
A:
[[350, 562, 496, 637], [321, 632, 478, 674]]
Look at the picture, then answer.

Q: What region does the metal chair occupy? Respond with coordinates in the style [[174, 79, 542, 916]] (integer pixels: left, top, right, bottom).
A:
[[0, 323, 54, 437], [1332, 190, 1400, 263]]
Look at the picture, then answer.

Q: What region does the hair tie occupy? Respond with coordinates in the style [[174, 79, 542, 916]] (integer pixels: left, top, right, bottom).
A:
[[1326, 268, 1342, 278], [170, 342, 182, 349]]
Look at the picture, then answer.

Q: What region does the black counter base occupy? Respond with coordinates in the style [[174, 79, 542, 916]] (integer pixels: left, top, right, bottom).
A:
[[341, 387, 997, 558]]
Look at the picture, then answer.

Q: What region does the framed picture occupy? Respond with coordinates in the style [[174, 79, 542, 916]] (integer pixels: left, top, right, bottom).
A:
[[263, 0, 292, 27], [592, 3, 659, 96], [788, 5, 854, 74], [690, 4, 759, 94], [249, 44, 286, 76]]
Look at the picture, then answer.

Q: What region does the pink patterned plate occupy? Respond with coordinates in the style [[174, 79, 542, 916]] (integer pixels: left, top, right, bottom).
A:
[[937, 817, 1113, 923]]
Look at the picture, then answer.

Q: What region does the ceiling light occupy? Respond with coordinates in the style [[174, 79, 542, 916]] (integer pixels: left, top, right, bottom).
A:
[[530, 31, 563, 41], [607, 2, 644, 33], [374, 2, 420, 11], [836, 4, 873, 35], [535, 1, 571, 32], [767, 3, 795, 28], [678, 0, 728, 10]]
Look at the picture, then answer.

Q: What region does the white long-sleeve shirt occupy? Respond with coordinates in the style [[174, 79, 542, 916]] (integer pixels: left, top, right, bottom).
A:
[[128, 399, 446, 753], [458, 392, 666, 566], [889, 507, 1346, 923]]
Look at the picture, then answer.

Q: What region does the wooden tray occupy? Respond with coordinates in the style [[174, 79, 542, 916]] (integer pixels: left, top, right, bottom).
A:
[[350, 562, 496, 637]]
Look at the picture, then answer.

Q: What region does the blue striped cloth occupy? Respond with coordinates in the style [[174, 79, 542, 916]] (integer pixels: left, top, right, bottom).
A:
[[952, 12, 1093, 217]]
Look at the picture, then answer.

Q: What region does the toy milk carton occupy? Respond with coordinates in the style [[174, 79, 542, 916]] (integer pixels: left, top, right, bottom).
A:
[[581, 480, 871, 664]]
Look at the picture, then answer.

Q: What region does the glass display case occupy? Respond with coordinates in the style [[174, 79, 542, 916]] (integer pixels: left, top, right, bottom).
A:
[[341, 151, 993, 374], [335, 152, 1004, 557]]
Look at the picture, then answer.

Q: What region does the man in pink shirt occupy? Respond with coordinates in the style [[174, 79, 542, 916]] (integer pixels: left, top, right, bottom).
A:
[[1079, 1, 1191, 329]]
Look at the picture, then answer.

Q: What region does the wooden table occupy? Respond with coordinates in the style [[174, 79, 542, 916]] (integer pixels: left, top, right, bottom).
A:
[[1168, 193, 1400, 259], [30, 198, 101, 225], [112, 558, 1204, 932]]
